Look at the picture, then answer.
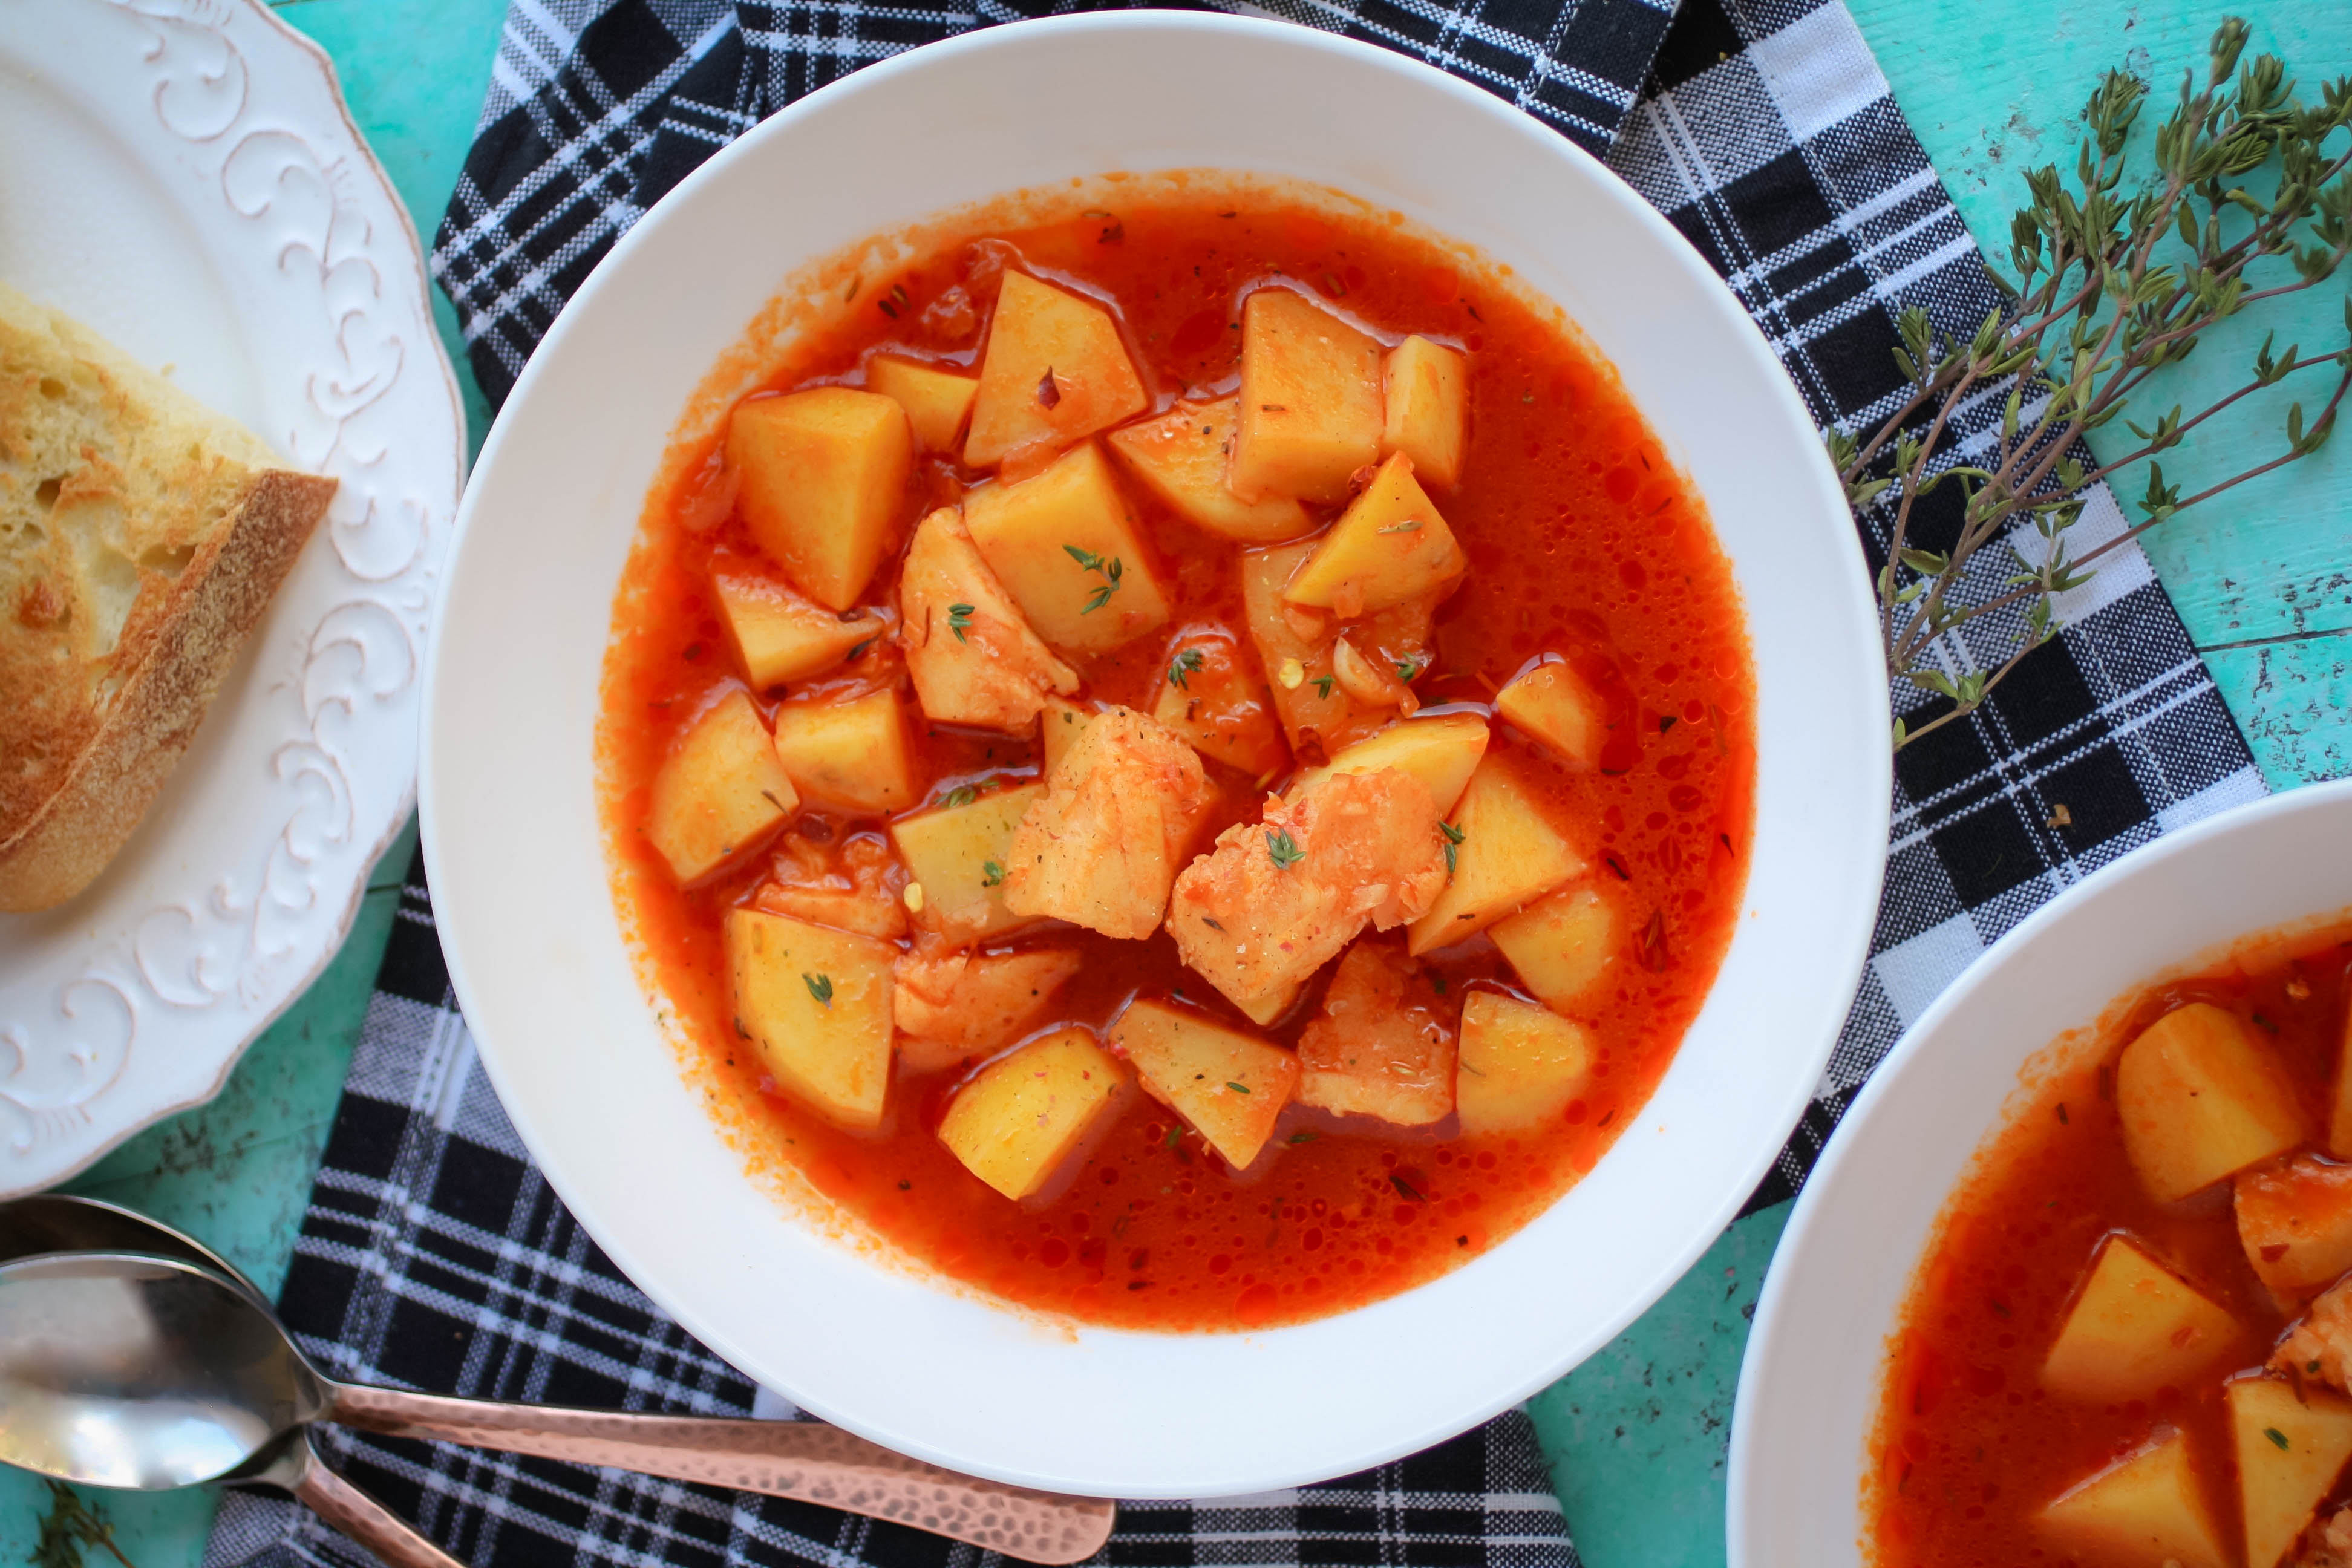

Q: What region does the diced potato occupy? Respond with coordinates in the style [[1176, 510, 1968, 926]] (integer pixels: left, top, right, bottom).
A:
[[1290, 712, 1490, 817], [1456, 991, 1596, 1135], [1228, 289, 1382, 505], [1230, 976, 1307, 1028], [1281, 452, 1466, 616], [1297, 942, 1455, 1126], [712, 567, 887, 690], [2329, 999, 2352, 1160], [1167, 769, 1448, 1011], [2238, 1155, 2352, 1304], [1407, 755, 1587, 955], [2041, 1236, 2244, 1402], [1239, 541, 1386, 756], [1495, 659, 1607, 772], [2039, 1429, 2226, 1568], [965, 271, 1148, 469], [938, 1027, 1129, 1201], [754, 831, 906, 940], [769, 688, 918, 816], [724, 909, 894, 1131], [964, 442, 1172, 655], [2230, 1376, 2352, 1568], [1152, 633, 1289, 779], [727, 387, 911, 610], [645, 690, 797, 883], [1105, 398, 1313, 543], [893, 942, 1084, 1064], [1111, 998, 1298, 1168], [1038, 696, 1097, 776], [898, 506, 1079, 732], [867, 354, 978, 453], [1380, 336, 1469, 491], [2117, 1002, 2311, 1203], [888, 782, 1044, 941], [1003, 706, 1215, 939], [1489, 884, 1620, 1013]]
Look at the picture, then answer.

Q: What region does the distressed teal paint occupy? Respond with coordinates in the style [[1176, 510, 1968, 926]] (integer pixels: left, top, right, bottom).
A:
[[1528, 1202, 1792, 1568]]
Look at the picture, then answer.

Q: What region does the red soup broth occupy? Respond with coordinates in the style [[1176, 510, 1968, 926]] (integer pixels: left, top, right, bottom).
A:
[[598, 176, 1756, 1332], [1869, 921, 2352, 1567]]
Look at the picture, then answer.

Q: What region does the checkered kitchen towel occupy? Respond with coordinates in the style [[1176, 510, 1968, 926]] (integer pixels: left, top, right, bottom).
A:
[[209, 0, 2265, 1564]]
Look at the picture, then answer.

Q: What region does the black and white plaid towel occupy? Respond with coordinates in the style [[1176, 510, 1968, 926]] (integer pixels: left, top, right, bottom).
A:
[[207, 0, 2264, 1563]]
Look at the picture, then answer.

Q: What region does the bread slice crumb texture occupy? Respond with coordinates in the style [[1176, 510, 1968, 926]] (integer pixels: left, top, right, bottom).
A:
[[0, 279, 336, 910]]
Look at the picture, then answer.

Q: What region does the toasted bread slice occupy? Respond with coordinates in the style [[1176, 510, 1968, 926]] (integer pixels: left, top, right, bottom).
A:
[[0, 281, 336, 911]]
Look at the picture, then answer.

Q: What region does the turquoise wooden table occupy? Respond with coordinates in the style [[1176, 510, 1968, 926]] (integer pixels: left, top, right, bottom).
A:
[[4, 4, 2345, 1564]]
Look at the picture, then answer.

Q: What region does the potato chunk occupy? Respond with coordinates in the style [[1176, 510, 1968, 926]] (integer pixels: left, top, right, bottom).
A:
[[2328, 999, 2352, 1160], [893, 941, 1084, 1073], [964, 442, 1172, 656], [725, 909, 894, 1131], [1290, 711, 1489, 817], [1489, 884, 1620, 1013], [1105, 397, 1313, 543], [889, 782, 1043, 941], [1380, 336, 1468, 491], [1002, 707, 1215, 939], [1495, 658, 1607, 772], [1456, 991, 1596, 1135], [727, 387, 911, 610], [965, 271, 1147, 469], [899, 506, 1079, 732], [2039, 1429, 2226, 1568], [1111, 999, 1298, 1168], [769, 688, 918, 815], [938, 1027, 1129, 1201], [2229, 1376, 2352, 1568], [2118, 1002, 2310, 1203], [1239, 541, 1386, 756], [2237, 1155, 2352, 1304], [1282, 452, 1466, 617], [1229, 289, 1382, 504], [645, 690, 797, 884], [2041, 1236, 2244, 1402], [1296, 941, 1455, 1126], [1166, 769, 1447, 1011], [712, 565, 888, 690], [1152, 632, 1289, 779], [867, 354, 978, 453], [1038, 696, 1096, 776], [1408, 754, 1587, 955]]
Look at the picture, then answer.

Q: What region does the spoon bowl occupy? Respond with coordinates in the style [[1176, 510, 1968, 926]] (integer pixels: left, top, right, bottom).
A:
[[0, 1199, 1116, 1562], [0, 1251, 325, 1489]]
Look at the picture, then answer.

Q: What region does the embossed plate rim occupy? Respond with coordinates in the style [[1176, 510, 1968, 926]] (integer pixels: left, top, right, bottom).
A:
[[0, 0, 465, 1194]]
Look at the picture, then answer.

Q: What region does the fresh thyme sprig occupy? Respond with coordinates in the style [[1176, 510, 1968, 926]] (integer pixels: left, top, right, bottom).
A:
[[1828, 18, 2352, 750], [33, 1484, 134, 1568]]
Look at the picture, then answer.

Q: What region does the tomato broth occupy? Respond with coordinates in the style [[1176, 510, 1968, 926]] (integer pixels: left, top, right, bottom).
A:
[[599, 178, 1755, 1332], [1870, 924, 2352, 1568]]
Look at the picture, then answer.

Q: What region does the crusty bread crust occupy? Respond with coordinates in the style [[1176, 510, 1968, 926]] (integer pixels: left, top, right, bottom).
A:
[[0, 278, 338, 912], [0, 468, 335, 910]]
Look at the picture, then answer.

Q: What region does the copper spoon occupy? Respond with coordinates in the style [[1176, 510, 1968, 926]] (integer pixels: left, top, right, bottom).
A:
[[0, 1198, 1114, 1563]]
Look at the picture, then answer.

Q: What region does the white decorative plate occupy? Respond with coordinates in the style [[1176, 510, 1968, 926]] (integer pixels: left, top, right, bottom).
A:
[[0, 0, 464, 1192]]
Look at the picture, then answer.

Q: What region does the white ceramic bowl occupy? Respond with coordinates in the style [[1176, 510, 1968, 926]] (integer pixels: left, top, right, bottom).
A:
[[1731, 778, 2352, 1566], [423, 13, 1889, 1497]]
